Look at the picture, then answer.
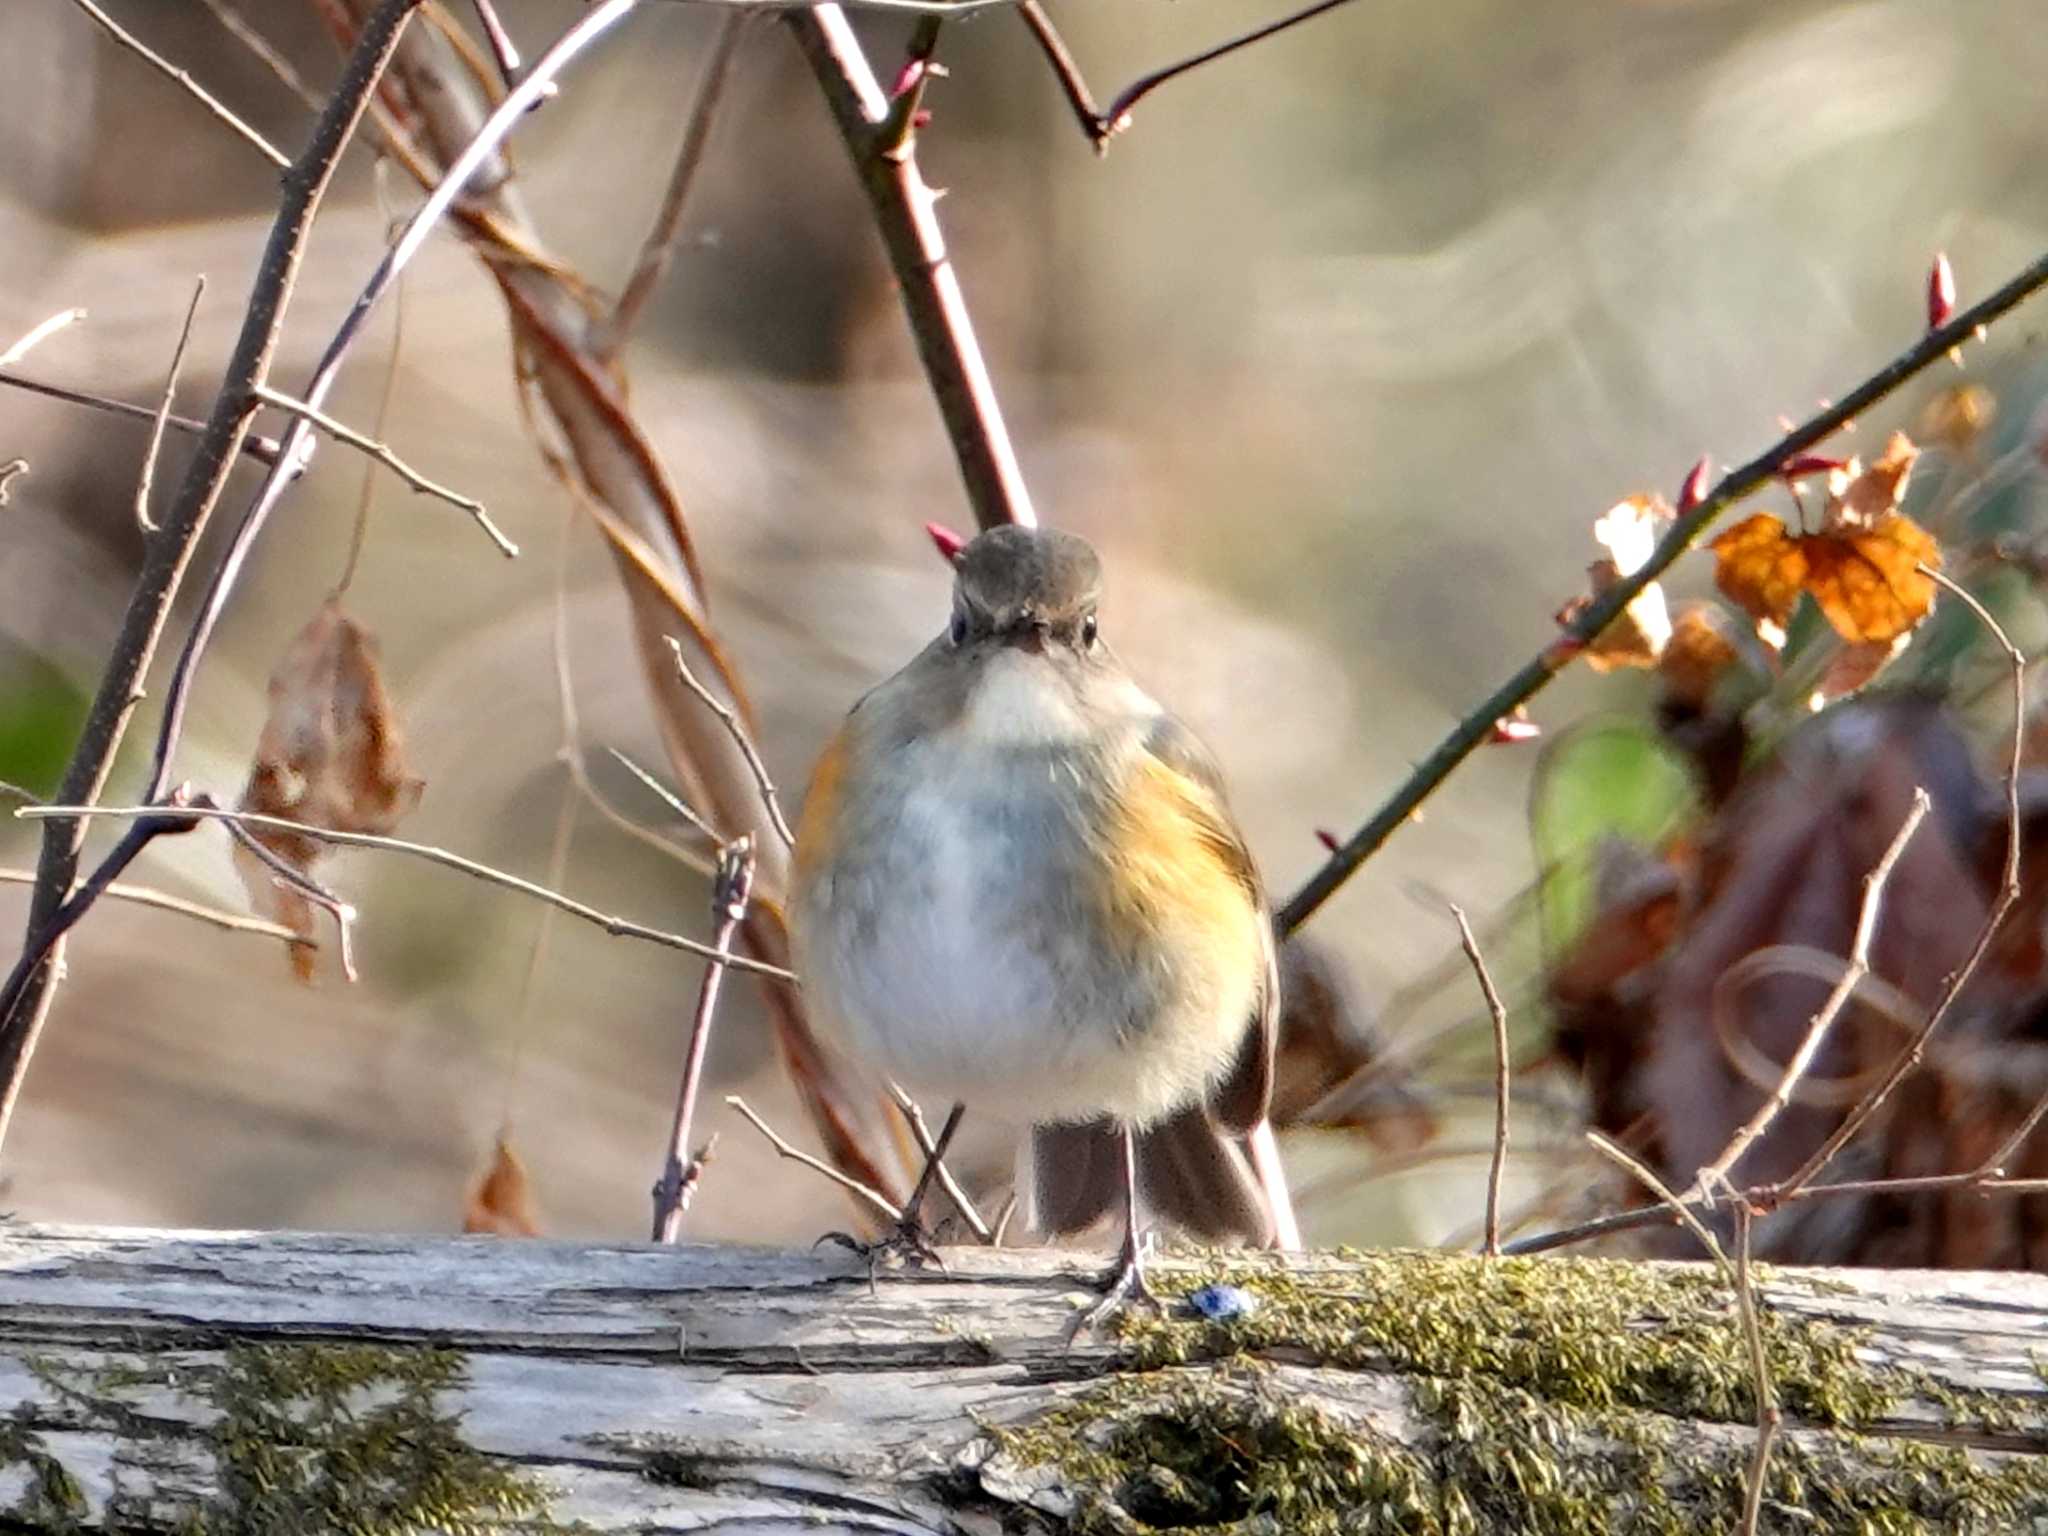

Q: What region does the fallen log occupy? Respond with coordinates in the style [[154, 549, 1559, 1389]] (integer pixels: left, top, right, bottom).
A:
[[0, 1224, 2044, 1532]]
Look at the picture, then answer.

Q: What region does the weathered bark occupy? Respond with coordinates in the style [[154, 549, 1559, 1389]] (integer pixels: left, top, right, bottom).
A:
[[0, 1225, 2044, 1532]]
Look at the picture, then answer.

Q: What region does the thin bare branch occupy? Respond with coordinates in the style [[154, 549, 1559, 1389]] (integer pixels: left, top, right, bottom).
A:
[[1769, 572, 2025, 1199], [1734, 1204, 1780, 1536], [1018, 0, 1359, 151], [889, 1084, 990, 1242], [1585, 1130, 1731, 1279], [725, 1094, 903, 1224], [217, 812, 361, 983], [0, 310, 85, 369], [607, 748, 723, 848], [251, 381, 516, 556], [199, 0, 322, 108], [0, 372, 283, 466], [602, 14, 750, 358], [1280, 245, 2048, 935], [0, 461, 27, 506], [15, 800, 796, 981], [654, 838, 756, 1242], [1689, 788, 1931, 1201], [0, 868, 301, 947], [135, 278, 208, 534], [64, 0, 290, 169], [1449, 903, 1511, 1257], [662, 635, 796, 849], [469, 0, 524, 85]]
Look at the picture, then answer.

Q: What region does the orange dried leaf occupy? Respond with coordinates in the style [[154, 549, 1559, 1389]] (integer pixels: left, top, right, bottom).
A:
[[1800, 514, 1940, 644], [1659, 605, 1741, 712], [464, 1133, 541, 1236], [1822, 432, 1920, 532], [1571, 494, 1675, 671], [234, 600, 423, 981], [1710, 512, 1807, 631], [1814, 633, 1913, 704]]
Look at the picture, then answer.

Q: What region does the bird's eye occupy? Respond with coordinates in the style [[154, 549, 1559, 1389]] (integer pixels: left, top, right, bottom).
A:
[[1081, 614, 1099, 649], [949, 611, 968, 646]]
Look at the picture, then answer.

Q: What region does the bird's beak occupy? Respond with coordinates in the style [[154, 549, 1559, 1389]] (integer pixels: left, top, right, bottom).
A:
[[1004, 621, 1052, 655]]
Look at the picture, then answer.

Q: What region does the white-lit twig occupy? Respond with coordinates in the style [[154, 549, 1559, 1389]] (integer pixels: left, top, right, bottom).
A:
[[0, 310, 86, 369], [250, 382, 516, 557], [1689, 788, 1930, 1201], [0, 868, 301, 947], [1586, 1129, 1731, 1279], [135, 277, 208, 533], [662, 635, 796, 849], [1449, 902, 1511, 1257]]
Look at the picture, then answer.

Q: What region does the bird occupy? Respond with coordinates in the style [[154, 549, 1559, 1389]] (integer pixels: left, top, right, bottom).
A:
[[789, 523, 1294, 1318]]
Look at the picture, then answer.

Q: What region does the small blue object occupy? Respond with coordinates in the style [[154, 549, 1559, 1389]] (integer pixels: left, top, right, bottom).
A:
[[1185, 1283, 1258, 1323]]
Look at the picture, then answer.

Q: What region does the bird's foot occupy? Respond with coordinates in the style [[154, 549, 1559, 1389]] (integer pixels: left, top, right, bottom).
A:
[[816, 1213, 946, 1275], [1065, 1229, 1161, 1340]]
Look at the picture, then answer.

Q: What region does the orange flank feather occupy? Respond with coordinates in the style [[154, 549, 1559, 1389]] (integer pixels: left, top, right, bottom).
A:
[[793, 723, 851, 880], [1101, 753, 1262, 980]]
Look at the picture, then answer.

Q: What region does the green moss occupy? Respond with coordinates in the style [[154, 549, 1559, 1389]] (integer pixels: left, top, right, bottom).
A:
[[5, 1342, 571, 1535], [987, 1250, 2048, 1535]]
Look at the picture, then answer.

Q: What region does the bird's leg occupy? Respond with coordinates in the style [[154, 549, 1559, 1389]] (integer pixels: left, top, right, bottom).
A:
[[1070, 1124, 1161, 1335], [819, 1102, 964, 1270]]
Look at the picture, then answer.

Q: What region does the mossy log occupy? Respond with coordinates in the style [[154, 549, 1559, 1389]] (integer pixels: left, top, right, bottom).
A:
[[1, 1225, 2046, 1533]]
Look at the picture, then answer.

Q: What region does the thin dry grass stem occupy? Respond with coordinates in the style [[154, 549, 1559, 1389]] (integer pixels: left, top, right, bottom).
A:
[[65, 0, 290, 169], [0, 462, 27, 506], [990, 1191, 1019, 1248], [1585, 1129, 1732, 1279], [607, 748, 722, 850], [135, 278, 208, 534], [335, 170, 410, 597], [216, 813, 360, 981], [1769, 571, 2026, 1200], [0, 869, 302, 947], [888, 1085, 992, 1242], [199, 0, 322, 108], [0, 310, 86, 369], [469, 0, 525, 85], [1733, 1203, 1780, 1536], [662, 635, 796, 849], [15, 801, 797, 980], [1689, 788, 1932, 1202], [654, 838, 756, 1242], [1281, 245, 2048, 936], [602, 13, 750, 359], [250, 382, 515, 557], [725, 1093, 902, 1225], [1448, 902, 1512, 1257], [0, 373, 283, 465], [1017, 0, 1360, 151]]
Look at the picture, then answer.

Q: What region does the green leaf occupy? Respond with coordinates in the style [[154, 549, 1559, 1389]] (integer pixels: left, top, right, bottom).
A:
[[1529, 716, 1700, 959]]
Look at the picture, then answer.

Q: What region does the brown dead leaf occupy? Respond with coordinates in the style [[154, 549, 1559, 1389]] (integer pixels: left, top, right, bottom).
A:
[[234, 601, 422, 980], [1658, 605, 1741, 712], [464, 1132, 541, 1236], [1814, 633, 1913, 704], [1709, 436, 1939, 646]]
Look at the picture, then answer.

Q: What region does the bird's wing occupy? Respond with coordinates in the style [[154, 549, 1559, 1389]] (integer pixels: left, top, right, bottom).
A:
[[1141, 713, 1278, 1135]]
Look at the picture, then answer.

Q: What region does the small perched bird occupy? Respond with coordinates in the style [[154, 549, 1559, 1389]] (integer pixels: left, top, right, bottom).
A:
[[790, 524, 1295, 1316]]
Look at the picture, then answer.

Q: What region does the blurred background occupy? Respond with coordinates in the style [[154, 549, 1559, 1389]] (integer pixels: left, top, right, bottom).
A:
[[2, 0, 2046, 1251]]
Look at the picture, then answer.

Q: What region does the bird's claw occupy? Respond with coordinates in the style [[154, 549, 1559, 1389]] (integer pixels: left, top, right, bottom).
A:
[[815, 1215, 946, 1274], [1065, 1231, 1161, 1340]]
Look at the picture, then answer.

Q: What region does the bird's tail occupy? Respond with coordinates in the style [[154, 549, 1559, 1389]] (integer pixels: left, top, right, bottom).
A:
[[1026, 1107, 1295, 1247]]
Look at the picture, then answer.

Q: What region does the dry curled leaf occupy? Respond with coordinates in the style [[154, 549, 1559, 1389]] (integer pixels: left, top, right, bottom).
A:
[[1709, 434, 1938, 645], [1813, 633, 1913, 707], [464, 1132, 541, 1236], [1565, 494, 1675, 671], [1658, 605, 1742, 713], [234, 600, 422, 980]]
